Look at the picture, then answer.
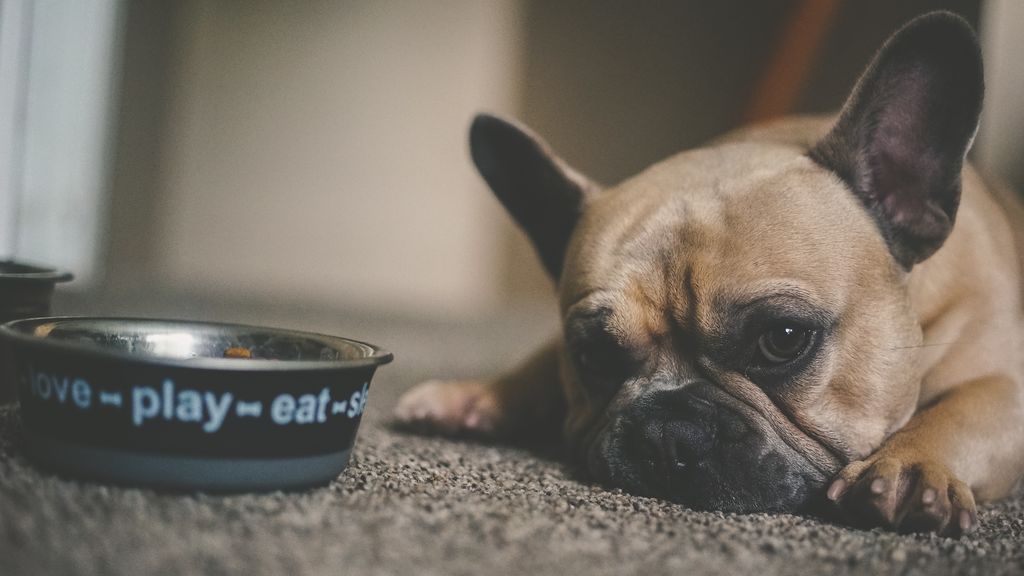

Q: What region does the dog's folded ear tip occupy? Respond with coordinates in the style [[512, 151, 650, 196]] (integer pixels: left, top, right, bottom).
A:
[[468, 115, 520, 174], [470, 112, 495, 129], [897, 10, 981, 51], [472, 111, 502, 123], [912, 9, 975, 27], [468, 114, 549, 170], [913, 9, 970, 22], [894, 10, 976, 40], [469, 113, 519, 148], [470, 112, 519, 134], [881, 10, 981, 70]]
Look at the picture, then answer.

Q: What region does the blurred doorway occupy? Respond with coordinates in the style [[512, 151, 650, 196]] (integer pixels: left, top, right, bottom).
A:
[[0, 0, 123, 286]]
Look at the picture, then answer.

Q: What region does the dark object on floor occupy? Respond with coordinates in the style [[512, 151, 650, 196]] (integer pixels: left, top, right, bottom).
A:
[[0, 260, 73, 403], [0, 317, 391, 492]]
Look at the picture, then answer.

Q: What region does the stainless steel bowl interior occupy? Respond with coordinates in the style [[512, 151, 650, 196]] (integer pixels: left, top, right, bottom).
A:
[[2, 318, 391, 367]]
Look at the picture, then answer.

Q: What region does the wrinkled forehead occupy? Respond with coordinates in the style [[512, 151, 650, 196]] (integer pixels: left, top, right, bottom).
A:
[[561, 153, 889, 326]]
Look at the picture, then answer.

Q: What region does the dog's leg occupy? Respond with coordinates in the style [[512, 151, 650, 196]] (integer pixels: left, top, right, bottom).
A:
[[393, 340, 566, 441], [828, 374, 1024, 536]]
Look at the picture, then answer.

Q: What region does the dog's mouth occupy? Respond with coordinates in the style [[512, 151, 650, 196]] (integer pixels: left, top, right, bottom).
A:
[[575, 383, 832, 513]]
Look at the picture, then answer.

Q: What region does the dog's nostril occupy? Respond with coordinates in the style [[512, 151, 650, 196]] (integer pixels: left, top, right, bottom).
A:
[[630, 421, 662, 464], [664, 419, 714, 468], [630, 417, 715, 474]]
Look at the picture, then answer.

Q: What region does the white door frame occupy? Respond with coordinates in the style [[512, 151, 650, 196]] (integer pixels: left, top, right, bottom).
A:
[[0, 0, 32, 259], [978, 0, 1024, 189], [0, 0, 123, 284]]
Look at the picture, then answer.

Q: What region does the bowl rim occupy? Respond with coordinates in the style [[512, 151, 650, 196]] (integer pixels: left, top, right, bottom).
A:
[[0, 259, 73, 283], [0, 316, 394, 371]]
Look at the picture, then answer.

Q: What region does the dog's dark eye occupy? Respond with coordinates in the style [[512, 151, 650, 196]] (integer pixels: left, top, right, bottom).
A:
[[571, 335, 634, 394], [757, 326, 812, 364], [576, 349, 597, 371], [574, 338, 623, 374]]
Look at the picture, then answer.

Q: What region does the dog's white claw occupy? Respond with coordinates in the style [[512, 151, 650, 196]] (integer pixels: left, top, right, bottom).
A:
[[959, 509, 973, 533], [827, 478, 847, 502]]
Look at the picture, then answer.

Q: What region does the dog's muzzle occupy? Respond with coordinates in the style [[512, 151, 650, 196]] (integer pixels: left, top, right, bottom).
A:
[[586, 381, 828, 513], [623, 391, 717, 480]]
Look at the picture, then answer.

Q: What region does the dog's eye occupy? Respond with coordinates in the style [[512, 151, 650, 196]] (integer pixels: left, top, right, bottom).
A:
[[575, 341, 619, 373], [572, 336, 631, 383], [576, 350, 596, 371], [757, 326, 812, 364]]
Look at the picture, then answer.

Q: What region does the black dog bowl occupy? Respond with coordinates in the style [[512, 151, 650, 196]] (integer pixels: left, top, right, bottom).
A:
[[0, 261, 73, 402], [0, 317, 392, 492], [0, 260, 73, 323]]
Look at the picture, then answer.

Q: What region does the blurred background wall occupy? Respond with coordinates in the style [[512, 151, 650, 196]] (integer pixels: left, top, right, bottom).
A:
[[108, 0, 522, 317], [6, 0, 1021, 321]]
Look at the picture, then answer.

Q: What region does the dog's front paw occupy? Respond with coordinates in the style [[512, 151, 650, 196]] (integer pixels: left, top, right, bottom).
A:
[[393, 380, 501, 437], [827, 453, 977, 536]]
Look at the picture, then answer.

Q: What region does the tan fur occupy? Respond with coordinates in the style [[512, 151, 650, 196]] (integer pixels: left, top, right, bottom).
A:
[[396, 114, 1024, 534], [558, 123, 926, 465]]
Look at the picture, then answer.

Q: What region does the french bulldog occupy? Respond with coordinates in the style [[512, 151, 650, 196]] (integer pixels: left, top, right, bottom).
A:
[[395, 11, 1024, 536]]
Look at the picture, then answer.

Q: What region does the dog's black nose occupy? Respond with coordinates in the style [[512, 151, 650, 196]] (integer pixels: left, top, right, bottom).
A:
[[628, 390, 717, 475], [637, 417, 715, 472], [663, 418, 715, 469]]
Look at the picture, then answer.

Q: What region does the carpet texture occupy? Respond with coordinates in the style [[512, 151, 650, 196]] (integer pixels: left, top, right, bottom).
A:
[[1, 295, 1022, 575]]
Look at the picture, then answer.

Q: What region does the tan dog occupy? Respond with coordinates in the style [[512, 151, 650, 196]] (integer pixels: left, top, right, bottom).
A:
[[395, 12, 1024, 535]]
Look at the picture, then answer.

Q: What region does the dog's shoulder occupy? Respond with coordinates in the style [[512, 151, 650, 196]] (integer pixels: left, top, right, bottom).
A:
[[970, 168, 1024, 279]]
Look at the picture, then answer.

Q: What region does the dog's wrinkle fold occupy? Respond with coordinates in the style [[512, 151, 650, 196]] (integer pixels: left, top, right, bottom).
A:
[[699, 378, 840, 478]]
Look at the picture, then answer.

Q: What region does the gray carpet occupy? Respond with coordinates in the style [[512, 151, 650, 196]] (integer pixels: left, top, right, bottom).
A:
[[1, 293, 1023, 575]]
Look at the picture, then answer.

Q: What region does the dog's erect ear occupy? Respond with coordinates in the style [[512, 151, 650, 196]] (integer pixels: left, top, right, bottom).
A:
[[810, 12, 983, 269], [470, 114, 598, 279]]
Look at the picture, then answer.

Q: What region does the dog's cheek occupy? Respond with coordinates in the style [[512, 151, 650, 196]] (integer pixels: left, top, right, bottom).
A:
[[805, 303, 923, 460]]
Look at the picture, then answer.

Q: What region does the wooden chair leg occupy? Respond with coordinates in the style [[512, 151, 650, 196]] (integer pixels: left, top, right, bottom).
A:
[[744, 0, 842, 123]]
